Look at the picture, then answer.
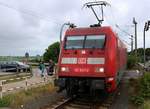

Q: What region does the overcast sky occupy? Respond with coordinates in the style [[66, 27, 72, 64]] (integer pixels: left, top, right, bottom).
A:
[[0, 0, 150, 56]]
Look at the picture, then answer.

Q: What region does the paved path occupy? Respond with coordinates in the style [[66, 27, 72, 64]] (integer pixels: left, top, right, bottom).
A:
[[124, 70, 142, 79], [1, 68, 55, 94], [110, 70, 142, 109]]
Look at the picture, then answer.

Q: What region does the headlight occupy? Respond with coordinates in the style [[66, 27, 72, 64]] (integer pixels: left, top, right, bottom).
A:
[[61, 67, 69, 72], [95, 67, 104, 72], [108, 77, 114, 82]]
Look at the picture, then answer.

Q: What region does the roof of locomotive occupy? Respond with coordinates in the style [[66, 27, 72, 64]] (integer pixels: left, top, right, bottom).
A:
[[65, 26, 115, 36]]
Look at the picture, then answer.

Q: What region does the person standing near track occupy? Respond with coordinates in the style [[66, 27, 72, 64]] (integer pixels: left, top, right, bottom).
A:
[[47, 59, 55, 76], [39, 61, 45, 77]]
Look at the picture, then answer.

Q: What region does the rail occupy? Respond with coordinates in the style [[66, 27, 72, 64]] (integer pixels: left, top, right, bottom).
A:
[[42, 82, 121, 109], [52, 97, 73, 109]]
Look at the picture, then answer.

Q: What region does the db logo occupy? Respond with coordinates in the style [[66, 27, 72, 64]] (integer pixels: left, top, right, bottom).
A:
[[78, 58, 86, 64]]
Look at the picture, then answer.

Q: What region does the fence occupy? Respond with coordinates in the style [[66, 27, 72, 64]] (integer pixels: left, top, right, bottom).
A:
[[0, 75, 52, 99], [0, 67, 30, 73]]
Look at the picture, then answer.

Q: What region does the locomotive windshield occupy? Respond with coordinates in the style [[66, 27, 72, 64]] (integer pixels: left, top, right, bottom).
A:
[[65, 35, 105, 49], [65, 36, 85, 49], [85, 35, 105, 49]]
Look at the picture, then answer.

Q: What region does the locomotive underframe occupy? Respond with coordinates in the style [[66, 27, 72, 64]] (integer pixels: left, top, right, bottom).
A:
[[57, 77, 111, 96]]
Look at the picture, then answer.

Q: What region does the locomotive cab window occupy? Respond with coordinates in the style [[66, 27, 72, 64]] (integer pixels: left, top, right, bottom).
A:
[[65, 35, 105, 49], [85, 35, 105, 49], [65, 36, 85, 49]]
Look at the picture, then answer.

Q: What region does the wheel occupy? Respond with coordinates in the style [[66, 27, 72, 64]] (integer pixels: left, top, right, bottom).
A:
[[66, 86, 72, 97], [66, 79, 78, 97]]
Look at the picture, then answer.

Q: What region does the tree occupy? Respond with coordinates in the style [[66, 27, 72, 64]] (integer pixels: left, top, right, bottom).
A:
[[137, 48, 144, 57], [25, 52, 29, 58], [43, 42, 60, 63], [146, 48, 150, 56], [127, 55, 137, 69], [25, 52, 29, 63], [129, 48, 150, 62]]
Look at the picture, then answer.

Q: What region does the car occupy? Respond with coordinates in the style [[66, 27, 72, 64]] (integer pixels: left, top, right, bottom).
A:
[[0, 61, 17, 72], [0, 61, 30, 72], [14, 61, 31, 72]]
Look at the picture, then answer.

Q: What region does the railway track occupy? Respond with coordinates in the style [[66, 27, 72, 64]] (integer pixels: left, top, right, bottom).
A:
[[47, 95, 96, 109], [43, 92, 118, 109], [43, 82, 121, 109]]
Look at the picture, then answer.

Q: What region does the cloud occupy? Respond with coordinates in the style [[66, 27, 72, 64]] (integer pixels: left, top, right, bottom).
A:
[[0, 0, 149, 56]]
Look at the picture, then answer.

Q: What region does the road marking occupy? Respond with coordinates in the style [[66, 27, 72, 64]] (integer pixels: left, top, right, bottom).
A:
[[22, 77, 27, 79], [16, 87, 21, 89], [2, 90, 6, 93], [2, 80, 7, 82], [8, 88, 14, 91]]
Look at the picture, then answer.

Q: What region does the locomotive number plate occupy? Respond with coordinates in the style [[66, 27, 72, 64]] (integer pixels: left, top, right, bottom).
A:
[[77, 58, 86, 64], [74, 68, 89, 72]]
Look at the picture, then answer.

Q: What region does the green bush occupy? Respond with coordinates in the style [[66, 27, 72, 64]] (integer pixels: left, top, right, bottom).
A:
[[127, 55, 137, 69], [131, 95, 144, 105], [130, 73, 150, 105], [0, 96, 12, 107], [43, 42, 60, 63], [140, 73, 150, 98]]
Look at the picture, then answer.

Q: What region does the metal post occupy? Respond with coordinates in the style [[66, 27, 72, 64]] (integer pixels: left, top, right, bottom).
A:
[[130, 35, 134, 52], [131, 35, 133, 51], [25, 77, 28, 91], [143, 21, 150, 66], [0, 81, 2, 99], [144, 28, 146, 66], [133, 18, 137, 56], [44, 76, 46, 82], [135, 22, 137, 51]]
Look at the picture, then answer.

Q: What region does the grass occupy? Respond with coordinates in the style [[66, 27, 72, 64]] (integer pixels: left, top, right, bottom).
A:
[[30, 65, 38, 69], [143, 100, 150, 109], [0, 83, 55, 108], [0, 96, 12, 107]]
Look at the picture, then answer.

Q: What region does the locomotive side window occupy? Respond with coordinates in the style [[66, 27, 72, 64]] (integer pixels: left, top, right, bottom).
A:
[[85, 35, 105, 49], [65, 36, 85, 49]]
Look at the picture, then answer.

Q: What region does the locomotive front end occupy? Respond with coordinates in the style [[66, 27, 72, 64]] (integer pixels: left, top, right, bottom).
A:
[[57, 27, 112, 95]]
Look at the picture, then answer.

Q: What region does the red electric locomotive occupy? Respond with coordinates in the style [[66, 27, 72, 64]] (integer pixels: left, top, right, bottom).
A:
[[57, 26, 127, 95], [57, 1, 127, 96]]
